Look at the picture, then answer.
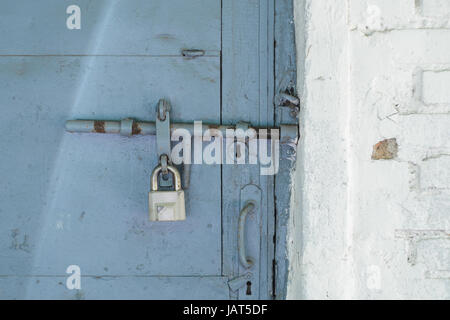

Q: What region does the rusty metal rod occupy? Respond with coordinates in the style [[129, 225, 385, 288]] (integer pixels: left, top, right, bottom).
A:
[[65, 119, 298, 142]]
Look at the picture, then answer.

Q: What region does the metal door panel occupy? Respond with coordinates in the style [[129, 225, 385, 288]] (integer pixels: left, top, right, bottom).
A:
[[0, 276, 229, 299], [0, 56, 220, 123], [0, 0, 287, 300], [0, 56, 221, 277], [222, 0, 274, 299], [0, 0, 220, 55]]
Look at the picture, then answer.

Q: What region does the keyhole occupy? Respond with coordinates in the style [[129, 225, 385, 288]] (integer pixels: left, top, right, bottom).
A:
[[246, 281, 252, 295]]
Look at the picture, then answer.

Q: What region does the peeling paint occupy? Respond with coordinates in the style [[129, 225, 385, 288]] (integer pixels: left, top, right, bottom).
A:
[[371, 138, 398, 160]]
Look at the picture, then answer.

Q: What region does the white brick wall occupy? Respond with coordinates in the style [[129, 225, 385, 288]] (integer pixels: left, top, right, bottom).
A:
[[288, 0, 450, 299], [422, 71, 450, 104]]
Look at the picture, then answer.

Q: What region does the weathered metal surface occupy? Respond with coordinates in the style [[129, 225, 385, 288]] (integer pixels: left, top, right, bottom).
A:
[[274, 0, 300, 300], [66, 119, 298, 141], [0, 276, 229, 300], [119, 118, 133, 137], [0, 0, 222, 299], [0, 0, 220, 56], [222, 0, 275, 300], [0, 0, 295, 300], [275, 0, 299, 125]]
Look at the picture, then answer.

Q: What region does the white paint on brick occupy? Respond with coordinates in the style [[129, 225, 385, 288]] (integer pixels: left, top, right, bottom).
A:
[[426, 270, 450, 279], [399, 66, 450, 114], [422, 71, 450, 104], [421, 0, 450, 17], [420, 156, 450, 190], [350, 0, 450, 33], [288, 0, 450, 299], [366, 265, 382, 290]]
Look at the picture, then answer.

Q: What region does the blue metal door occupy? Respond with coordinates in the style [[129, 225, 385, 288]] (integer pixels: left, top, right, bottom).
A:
[[0, 0, 289, 299]]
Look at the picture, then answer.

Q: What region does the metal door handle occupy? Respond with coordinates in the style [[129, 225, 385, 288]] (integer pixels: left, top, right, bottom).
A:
[[238, 201, 256, 269]]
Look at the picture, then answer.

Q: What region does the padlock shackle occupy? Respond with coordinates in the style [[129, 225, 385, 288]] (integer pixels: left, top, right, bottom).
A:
[[151, 165, 182, 191]]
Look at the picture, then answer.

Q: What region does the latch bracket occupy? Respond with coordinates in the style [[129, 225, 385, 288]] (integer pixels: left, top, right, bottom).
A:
[[156, 99, 171, 164]]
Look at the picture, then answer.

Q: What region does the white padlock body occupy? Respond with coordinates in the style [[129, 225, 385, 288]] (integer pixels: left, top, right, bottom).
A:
[[149, 190, 186, 221]]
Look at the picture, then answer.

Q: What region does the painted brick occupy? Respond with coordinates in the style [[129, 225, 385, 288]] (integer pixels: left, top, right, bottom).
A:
[[404, 66, 450, 114], [420, 156, 450, 190], [380, 115, 450, 162], [421, 0, 450, 17], [349, 0, 415, 28], [290, 0, 450, 300], [399, 193, 450, 230], [422, 70, 450, 104], [349, 0, 450, 34], [388, 31, 450, 64], [418, 238, 450, 272]]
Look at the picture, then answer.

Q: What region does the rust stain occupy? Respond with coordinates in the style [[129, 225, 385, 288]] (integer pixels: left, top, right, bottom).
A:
[[93, 120, 105, 133], [132, 122, 142, 135]]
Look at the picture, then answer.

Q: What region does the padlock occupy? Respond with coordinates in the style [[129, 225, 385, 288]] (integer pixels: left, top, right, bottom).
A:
[[149, 164, 186, 221]]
